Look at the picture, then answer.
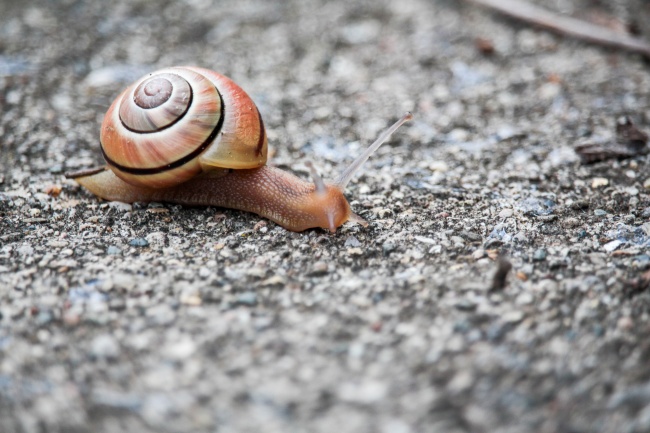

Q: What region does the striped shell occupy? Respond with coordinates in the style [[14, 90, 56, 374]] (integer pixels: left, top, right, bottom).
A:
[[100, 66, 268, 188]]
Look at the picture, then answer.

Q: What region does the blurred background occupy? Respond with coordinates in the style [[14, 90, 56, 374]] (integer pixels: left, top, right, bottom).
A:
[[0, 0, 646, 182]]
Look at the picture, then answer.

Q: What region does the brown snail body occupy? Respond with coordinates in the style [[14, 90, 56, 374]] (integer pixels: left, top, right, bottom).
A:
[[68, 66, 412, 233]]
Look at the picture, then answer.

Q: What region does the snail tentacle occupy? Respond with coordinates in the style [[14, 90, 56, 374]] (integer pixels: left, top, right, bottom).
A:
[[335, 112, 413, 190]]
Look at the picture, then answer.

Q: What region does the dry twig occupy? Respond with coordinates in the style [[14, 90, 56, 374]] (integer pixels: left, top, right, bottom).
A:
[[467, 0, 650, 57], [575, 116, 649, 163]]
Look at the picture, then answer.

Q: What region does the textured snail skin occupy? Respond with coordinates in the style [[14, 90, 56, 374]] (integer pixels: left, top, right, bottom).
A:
[[73, 167, 353, 233]]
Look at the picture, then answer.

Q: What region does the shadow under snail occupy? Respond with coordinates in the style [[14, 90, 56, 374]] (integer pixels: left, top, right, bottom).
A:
[[67, 66, 412, 233]]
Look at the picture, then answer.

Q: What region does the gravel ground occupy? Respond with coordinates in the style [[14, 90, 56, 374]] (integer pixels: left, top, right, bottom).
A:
[[2, 0, 650, 432]]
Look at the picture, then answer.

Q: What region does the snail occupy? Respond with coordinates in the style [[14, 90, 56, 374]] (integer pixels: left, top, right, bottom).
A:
[[67, 66, 412, 233]]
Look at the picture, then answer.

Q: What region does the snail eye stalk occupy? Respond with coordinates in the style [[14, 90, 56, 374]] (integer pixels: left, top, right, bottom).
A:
[[335, 112, 413, 190], [305, 161, 327, 196]]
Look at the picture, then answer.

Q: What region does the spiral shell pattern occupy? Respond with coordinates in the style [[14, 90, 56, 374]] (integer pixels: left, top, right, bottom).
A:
[[100, 66, 268, 188]]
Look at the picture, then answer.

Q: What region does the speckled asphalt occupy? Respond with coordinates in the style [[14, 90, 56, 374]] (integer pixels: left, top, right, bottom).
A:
[[1, 1, 650, 432]]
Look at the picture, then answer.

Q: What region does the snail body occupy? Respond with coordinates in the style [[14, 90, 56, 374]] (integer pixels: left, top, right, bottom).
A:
[[74, 166, 353, 232], [69, 66, 412, 233]]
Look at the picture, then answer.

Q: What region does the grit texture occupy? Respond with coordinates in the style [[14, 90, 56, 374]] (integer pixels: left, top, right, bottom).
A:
[[1, 1, 650, 432]]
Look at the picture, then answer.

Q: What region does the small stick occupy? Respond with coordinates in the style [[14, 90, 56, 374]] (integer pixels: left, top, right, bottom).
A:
[[467, 0, 650, 58]]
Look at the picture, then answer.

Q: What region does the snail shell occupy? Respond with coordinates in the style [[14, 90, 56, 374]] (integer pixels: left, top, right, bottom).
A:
[[100, 66, 268, 188]]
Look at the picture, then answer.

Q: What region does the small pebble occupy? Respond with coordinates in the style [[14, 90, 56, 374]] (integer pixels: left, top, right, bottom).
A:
[[533, 249, 547, 261], [513, 232, 528, 243], [310, 261, 329, 275], [415, 236, 437, 245], [617, 316, 634, 331], [235, 292, 257, 306], [564, 217, 579, 228], [603, 240, 623, 253], [36, 310, 54, 325], [472, 248, 486, 260], [502, 310, 525, 324], [454, 299, 477, 311], [591, 177, 608, 188], [111, 273, 136, 291], [106, 246, 122, 255], [129, 238, 149, 247], [344, 236, 361, 247], [162, 338, 197, 360], [498, 209, 513, 218], [338, 20, 381, 45], [107, 201, 132, 211], [451, 236, 465, 246], [594, 209, 607, 217], [338, 380, 388, 404], [517, 197, 555, 216], [461, 231, 482, 242], [90, 335, 120, 360], [631, 255, 650, 269]]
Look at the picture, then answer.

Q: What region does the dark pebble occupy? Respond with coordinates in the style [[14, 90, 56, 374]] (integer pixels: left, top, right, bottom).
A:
[[460, 231, 482, 242]]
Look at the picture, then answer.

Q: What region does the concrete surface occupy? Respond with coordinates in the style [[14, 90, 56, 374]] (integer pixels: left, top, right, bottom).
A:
[[1, 0, 650, 432]]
